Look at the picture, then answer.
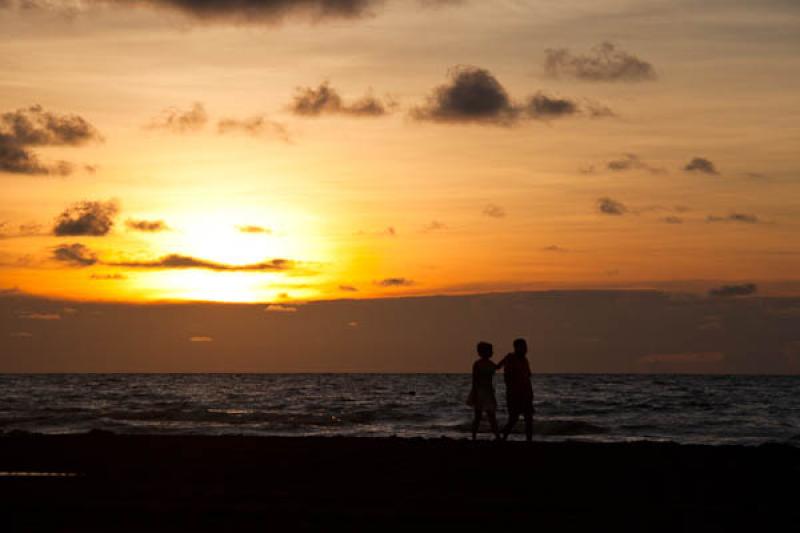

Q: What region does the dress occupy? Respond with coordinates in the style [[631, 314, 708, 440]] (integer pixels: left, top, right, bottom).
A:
[[469, 361, 498, 412]]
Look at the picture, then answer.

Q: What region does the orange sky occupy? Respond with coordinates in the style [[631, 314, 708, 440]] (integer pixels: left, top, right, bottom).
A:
[[1, 0, 799, 303]]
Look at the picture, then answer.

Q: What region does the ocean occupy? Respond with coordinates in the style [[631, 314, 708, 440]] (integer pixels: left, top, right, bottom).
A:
[[1, 374, 798, 446]]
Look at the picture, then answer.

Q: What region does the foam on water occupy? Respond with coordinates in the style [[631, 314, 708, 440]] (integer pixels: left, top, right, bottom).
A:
[[1, 374, 798, 445]]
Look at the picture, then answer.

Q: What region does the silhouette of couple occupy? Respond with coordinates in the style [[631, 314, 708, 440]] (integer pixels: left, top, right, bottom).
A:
[[468, 338, 533, 441]]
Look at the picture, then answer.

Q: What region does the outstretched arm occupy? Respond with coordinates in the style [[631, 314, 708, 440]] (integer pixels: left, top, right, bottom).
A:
[[494, 355, 509, 369]]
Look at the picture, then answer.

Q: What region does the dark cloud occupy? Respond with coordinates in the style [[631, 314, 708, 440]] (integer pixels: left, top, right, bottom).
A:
[[662, 216, 684, 224], [709, 283, 757, 297], [127, 0, 379, 23], [237, 225, 271, 234], [606, 154, 665, 174], [482, 204, 506, 218], [0, 105, 101, 175], [339, 285, 358, 292], [684, 157, 719, 175], [52, 243, 98, 266], [126, 219, 168, 232], [525, 92, 579, 120], [706, 213, 760, 224], [375, 277, 414, 287], [544, 42, 657, 82], [147, 102, 207, 133], [53, 200, 119, 236], [289, 82, 389, 117], [217, 116, 290, 142], [412, 66, 519, 125], [110, 254, 295, 272], [597, 197, 627, 215]]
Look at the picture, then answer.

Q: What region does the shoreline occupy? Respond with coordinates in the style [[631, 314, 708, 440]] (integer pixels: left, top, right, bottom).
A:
[[2, 432, 799, 531]]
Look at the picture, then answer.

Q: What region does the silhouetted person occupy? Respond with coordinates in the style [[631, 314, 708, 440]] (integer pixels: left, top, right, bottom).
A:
[[467, 341, 501, 440], [498, 338, 534, 441]]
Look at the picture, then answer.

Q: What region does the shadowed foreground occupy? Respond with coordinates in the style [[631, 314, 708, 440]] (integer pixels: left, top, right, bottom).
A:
[[1, 433, 798, 531]]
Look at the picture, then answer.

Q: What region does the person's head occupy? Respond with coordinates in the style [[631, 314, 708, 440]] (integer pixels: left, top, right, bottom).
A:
[[476, 341, 493, 359], [513, 338, 528, 356]]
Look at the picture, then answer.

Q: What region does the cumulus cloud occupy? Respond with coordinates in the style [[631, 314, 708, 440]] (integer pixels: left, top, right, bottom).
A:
[[0, 105, 101, 175], [147, 102, 207, 133], [126, 219, 168, 232], [606, 154, 665, 174], [482, 204, 506, 218], [709, 283, 757, 297], [376, 277, 414, 287], [597, 197, 627, 215], [412, 66, 519, 125], [525, 92, 579, 120], [237, 225, 271, 234], [413, 66, 613, 125], [544, 42, 657, 82], [289, 82, 389, 117], [217, 116, 290, 142], [110, 254, 296, 272], [52, 243, 98, 266], [53, 200, 119, 236], [706, 213, 760, 224], [684, 157, 719, 175]]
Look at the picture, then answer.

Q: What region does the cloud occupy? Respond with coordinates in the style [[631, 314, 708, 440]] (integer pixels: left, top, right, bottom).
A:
[[597, 197, 627, 215], [525, 92, 579, 120], [684, 157, 719, 175], [237, 225, 271, 234], [706, 213, 760, 224], [544, 42, 657, 82], [289, 82, 389, 117], [217, 116, 290, 142], [147, 102, 207, 133], [542, 245, 568, 252], [189, 336, 213, 342], [482, 204, 506, 218], [265, 304, 298, 313], [17, 311, 61, 320], [126, 219, 168, 232], [376, 277, 414, 287], [53, 200, 119, 236], [662, 216, 684, 224], [423, 220, 447, 232], [0, 222, 44, 240], [339, 285, 358, 292], [90, 273, 126, 280], [110, 254, 296, 272], [412, 66, 519, 125], [52, 243, 99, 266], [0, 105, 101, 175], [709, 283, 757, 297], [606, 154, 665, 174]]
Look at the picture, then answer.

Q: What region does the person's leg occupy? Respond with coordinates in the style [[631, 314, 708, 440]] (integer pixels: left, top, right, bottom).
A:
[[472, 408, 483, 440], [502, 409, 519, 440], [523, 411, 533, 442], [487, 411, 500, 439]]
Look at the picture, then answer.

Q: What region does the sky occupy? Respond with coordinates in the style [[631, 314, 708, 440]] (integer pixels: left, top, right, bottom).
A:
[[1, 0, 798, 305]]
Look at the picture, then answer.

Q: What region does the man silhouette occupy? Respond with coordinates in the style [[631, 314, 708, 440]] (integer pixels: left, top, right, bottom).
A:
[[499, 338, 534, 441]]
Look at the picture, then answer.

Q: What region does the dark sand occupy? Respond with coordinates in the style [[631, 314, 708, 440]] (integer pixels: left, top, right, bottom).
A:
[[1, 432, 798, 531]]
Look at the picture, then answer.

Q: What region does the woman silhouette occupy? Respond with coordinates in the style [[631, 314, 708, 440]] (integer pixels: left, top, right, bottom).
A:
[[467, 341, 501, 440]]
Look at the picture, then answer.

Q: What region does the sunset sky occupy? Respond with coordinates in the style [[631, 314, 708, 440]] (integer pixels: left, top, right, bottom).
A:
[[1, 0, 799, 304]]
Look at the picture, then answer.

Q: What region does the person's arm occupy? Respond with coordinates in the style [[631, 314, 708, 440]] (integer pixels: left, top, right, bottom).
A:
[[494, 355, 508, 369]]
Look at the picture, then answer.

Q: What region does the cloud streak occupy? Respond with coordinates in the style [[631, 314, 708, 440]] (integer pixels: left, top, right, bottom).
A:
[[597, 197, 628, 215], [684, 157, 719, 175], [52, 243, 99, 266], [147, 102, 207, 133], [217, 116, 290, 142], [126, 219, 168, 232]]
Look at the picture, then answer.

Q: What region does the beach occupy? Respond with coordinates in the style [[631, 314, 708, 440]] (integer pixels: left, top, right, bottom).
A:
[[1, 432, 798, 531]]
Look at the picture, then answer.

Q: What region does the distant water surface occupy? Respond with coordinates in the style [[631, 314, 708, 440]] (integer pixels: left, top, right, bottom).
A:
[[1, 374, 798, 446]]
